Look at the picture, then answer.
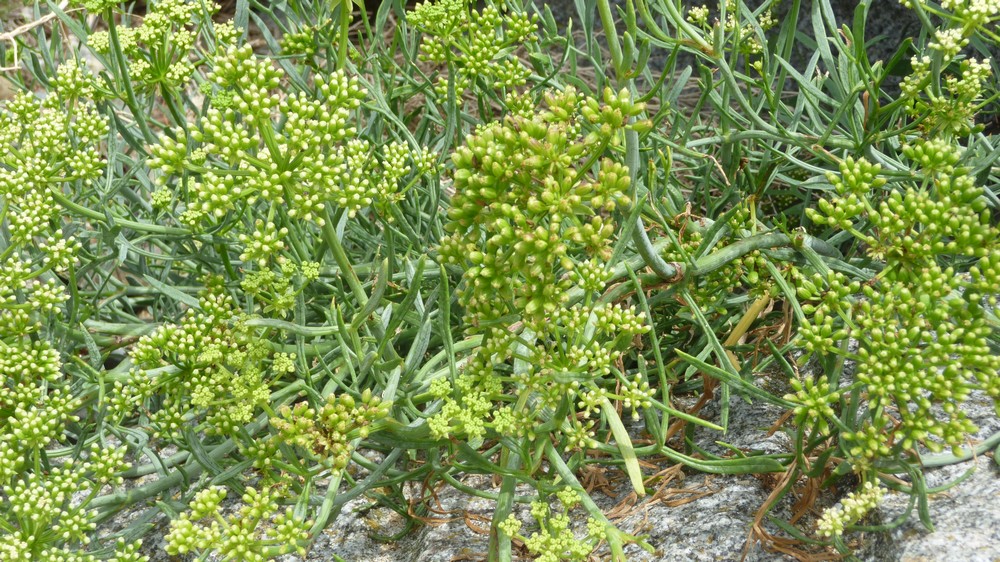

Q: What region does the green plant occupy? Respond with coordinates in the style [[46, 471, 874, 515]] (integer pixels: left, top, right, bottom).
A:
[[0, 58, 146, 562], [407, 0, 538, 97], [498, 487, 606, 562], [165, 486, 311, 561], [0, 0, 997, 560]]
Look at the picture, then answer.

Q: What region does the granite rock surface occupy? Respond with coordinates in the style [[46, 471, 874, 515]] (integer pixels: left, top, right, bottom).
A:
[[114, 384, 998, 562]]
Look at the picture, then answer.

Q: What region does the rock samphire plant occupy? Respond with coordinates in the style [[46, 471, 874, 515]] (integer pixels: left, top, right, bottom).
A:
[[0, 0, 996, 560]]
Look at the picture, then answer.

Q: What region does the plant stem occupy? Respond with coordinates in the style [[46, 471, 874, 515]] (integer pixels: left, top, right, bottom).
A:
[[545, 441, 655, 561], [321, 209, 368, 308], [50, 185, 190, 235]]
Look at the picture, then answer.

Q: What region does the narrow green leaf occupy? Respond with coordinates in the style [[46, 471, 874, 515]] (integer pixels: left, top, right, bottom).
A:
[[209, 459, 254, 486], [234, 0, 250, 41], [182, 428, 224, 476], [601, 398, 645, 497], [142, 275, 202, 310], [351, 258, 389, 331], [675, 349, 796, 408], [80, 322, 102, 369]]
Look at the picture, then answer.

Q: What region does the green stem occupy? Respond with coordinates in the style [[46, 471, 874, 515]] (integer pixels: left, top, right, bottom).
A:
[[337, 0, 352, 70], [107, 11, 155, 145], [545, 442, 654, 561], [321, 209, 368, 308], [50, 185, 190, 235], [488, 447, 522, 562], [244, 317, 341, 336], [630, 223, 839, 282]]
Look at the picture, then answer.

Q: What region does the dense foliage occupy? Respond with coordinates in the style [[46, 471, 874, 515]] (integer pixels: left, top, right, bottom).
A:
[[0, 0, 998, 560]]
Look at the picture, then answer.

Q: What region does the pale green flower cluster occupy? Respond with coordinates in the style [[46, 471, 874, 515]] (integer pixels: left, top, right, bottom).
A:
[[241, 259, 321, 319], [271, 389, 390, 472], [685, 0, 776, 56], [721, 0, 776, 55], [817, 481, 885, 537], [165, 486, 312, 561], [499, 487, 603, 562], [280, 23, 321, 58], [431, 87, 654, 448], [0, 75, 94, 446], [898, 0, 998, 134], [784, 373, 841, 435], [439, 87, 642, 323], [86, 0, 215, 91], [0, 66, 145, 562], [240, 220, 289, 268], [73, 0, 118, 12], [687, 5, 710, 26], [149, 44, 434, 267], [108, 284, 281, 437], [504, 302, 652, 449], [407, 0, 538, 96], [0, 382, 144, 560], [0, 69, 105, 248], [799, 139, 1000, 463]]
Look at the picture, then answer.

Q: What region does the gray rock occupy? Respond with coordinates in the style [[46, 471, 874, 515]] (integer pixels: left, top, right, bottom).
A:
[[106, 389, 997, 561], [875, 390, 1000, 562], [273, 386, 996, 561], [100, 360, 997, 562], [878, 456, 1000, 562]]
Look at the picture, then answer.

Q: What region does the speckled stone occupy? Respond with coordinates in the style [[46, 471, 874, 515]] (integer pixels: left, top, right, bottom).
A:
[[278, 387, 997, 562], [101, 353, 997, 562], [878, 455, 1000, 562], [109, 393, 997, 562], [875, 391, 1000, 562]]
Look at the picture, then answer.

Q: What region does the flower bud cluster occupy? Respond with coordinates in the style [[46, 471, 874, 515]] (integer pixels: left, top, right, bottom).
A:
[[682, 0, 775, 60], [784, 375, 840, 435], [52, 61, 97, 100], [807, 156, 886, 231], [842, 422, 893, 468], [1, 88, 104, 251], [165, 485, 312, 560], [499, 486, 599, 562], [0, 72, 144, 557], [407, 0, 538, 96], [280, 23, 323, 59], [440, 87, 642, 325], [0, 414, 142, 559], [816, 481, 884, 538], [897, 0, 996, 135], [239, 219, 289, 268], [149, 45, 435, 266], [241, 260, 319, 319], [429, 88, 654, 448], [687, 5, 711, 26], [73, 0, 118, 12], [795, 142, 1000, 466], [110, 284, 281, 436], [429, 299, 651, 448], [427, 360, 503, 441], [272, 389, 390, 472], [0, 385, 80, 482], [85, 0, 212, 91], [0, 77, 120, 557]]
